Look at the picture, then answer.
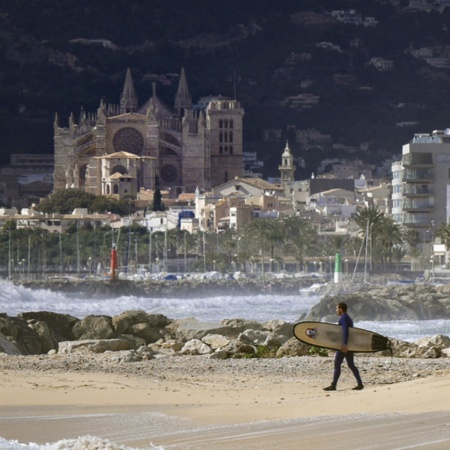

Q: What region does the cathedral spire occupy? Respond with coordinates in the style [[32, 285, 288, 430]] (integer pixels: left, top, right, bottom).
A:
[[120, 68, 138, 114], [279, 140, 295, 185], [175, 67, 192, 115]]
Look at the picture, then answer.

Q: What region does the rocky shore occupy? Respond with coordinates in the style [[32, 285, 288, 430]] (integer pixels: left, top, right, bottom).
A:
[[2, 276, 450, 361], [17, 276, 315, 298]]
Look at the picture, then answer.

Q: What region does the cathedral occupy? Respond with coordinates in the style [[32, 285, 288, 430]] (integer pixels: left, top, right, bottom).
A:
[[53, 68, 244, 197]]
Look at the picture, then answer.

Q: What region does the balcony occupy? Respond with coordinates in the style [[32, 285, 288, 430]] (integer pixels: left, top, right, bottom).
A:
[[402, 152, 433, 167], [402, 184, 432, 197], [402, 168, 433, 182], [402, 199, 433, 212]]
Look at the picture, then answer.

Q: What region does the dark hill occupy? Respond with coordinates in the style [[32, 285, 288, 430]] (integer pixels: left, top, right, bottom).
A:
[[2, 1, 450, 178]]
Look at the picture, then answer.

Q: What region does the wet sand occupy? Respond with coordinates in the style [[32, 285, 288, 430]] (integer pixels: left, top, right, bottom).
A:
[[0, 355, 450, 449]]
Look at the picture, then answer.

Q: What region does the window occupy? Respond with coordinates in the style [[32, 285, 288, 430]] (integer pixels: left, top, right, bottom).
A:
[[219, 120, 223, 128], [229, 131, 233, 143], [229, 146, 233, 154], [229, 120, 233, 128], [219, 131, 223, 143], [219, 146, 223, 154], [224, 120, 228, 128], [113, 185, 119, 194]]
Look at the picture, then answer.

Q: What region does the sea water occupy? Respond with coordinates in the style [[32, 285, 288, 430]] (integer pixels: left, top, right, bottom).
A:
[[1, 280, 449, 449], [0, 280, 448, 342]]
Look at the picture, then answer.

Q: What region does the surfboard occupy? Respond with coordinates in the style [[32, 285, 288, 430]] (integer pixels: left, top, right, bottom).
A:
[[293, 321, 391, 353]]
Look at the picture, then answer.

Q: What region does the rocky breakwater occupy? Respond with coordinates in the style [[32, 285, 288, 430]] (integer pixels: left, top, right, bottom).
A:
[[17, 276, 324, 298], [303, 282, 450, 322], [1, 307, 449, 360]]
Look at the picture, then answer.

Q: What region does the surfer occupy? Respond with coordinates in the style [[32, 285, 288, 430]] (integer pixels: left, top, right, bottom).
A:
[[323, 302, 364, 391]]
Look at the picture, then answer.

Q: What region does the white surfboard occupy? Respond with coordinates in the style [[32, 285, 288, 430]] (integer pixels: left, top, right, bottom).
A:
[[293, 321, 391, 353]]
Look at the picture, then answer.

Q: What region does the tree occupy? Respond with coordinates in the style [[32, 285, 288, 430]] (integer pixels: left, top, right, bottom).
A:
[[282, 215, 318, 271], [437, 220, 450, 251], [244, 218, 285, 271], [36, 189, 96, 214], [375, 217, 404, 267], [152, 188, 165, 212]]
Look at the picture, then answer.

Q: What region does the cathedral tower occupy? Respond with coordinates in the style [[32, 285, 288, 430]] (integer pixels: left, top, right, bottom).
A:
[[279, 140, 295, 185]]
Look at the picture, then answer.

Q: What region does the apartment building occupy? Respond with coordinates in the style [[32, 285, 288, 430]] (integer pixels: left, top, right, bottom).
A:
[[391, 129, 450, 238]]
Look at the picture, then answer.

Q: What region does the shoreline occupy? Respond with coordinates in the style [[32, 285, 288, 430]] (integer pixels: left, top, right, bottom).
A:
[[1, 354, 450, 448]]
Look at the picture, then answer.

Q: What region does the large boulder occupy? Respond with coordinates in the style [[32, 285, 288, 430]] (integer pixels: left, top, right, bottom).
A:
[[166, 318, 233, 341], [28, 320, 58, 353], [112, 311, 171, 343], [18, 311, 78, 341], [0, 313, 42, 354], [0, 331, 21, 355], [72, 315, 115, 340], [276, 337, 314, 357], [304, 284, 450, 322], [180, 339, 213, 355]]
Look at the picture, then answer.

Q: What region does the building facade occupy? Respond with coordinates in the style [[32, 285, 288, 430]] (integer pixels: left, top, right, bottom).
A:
[[53, 68, 244, 197], [391, 129, 450, 238]]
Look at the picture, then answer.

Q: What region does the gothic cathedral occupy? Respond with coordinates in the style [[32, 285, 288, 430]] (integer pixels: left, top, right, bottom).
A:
[[53, 68, 244, 197]]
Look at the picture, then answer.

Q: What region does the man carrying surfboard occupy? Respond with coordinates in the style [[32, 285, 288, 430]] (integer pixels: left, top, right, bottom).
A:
[[323, 302, 364, 391]]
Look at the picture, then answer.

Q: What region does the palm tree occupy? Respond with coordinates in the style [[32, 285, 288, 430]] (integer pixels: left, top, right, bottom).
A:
[[437, 220, 450, 251], [244, 218, 285, 271], [375, 217, 404, 267], [282, 216, 318, 271]]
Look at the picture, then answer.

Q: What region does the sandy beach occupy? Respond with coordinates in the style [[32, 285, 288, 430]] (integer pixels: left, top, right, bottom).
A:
[[0, 353, 450, 449]]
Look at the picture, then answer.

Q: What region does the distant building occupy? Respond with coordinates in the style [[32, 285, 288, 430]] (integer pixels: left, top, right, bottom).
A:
[[391, 129, 450, 238], [0, 154, 53, 208], [278, 141, 296, 186], [53, 68, 244, 198]]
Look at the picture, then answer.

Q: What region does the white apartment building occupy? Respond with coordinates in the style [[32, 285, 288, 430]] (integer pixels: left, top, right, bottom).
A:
[[392, 129, 450, 239]]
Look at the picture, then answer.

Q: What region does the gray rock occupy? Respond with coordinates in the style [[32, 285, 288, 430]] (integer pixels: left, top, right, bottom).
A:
[[0, 331, 21, 355], [201, 334, 231, 350], [0, 314, 42, 354], [180, 339, 213, 355], [27, 320, 58, 353], [72, 315, 115, 340], [276, 337, 312, 357], [58, 339, 132, 354], [18, 311, 78, 341]]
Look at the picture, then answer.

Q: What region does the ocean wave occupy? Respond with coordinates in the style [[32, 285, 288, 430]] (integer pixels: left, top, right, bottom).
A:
[[0, 435, 164, 450]]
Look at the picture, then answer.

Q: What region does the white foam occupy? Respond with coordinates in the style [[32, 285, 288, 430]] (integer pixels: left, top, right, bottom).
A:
[[0, 436, 164, 449]]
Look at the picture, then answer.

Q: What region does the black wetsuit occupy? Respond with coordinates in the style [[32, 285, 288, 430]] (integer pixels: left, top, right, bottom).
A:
[[332, 313, 363, 387]]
